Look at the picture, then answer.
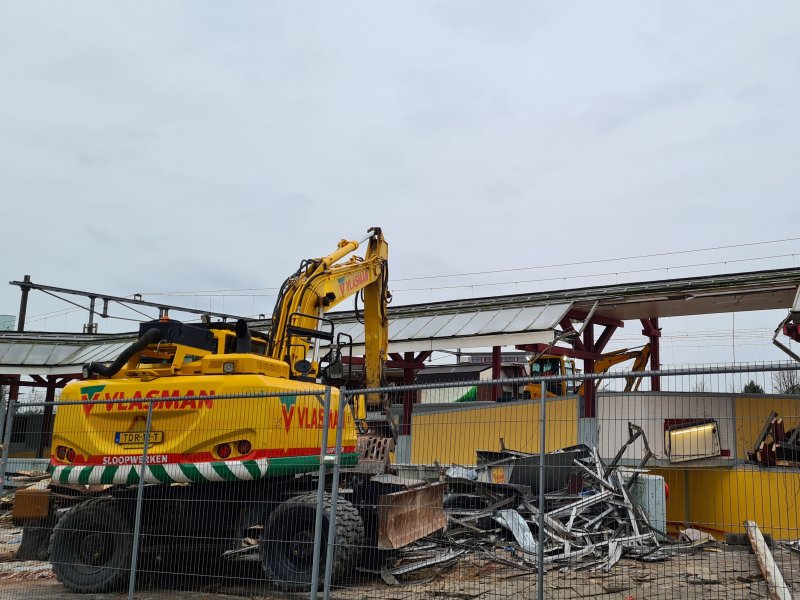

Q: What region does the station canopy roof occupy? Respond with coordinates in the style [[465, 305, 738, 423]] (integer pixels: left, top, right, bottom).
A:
[[0, 332, 137, 376], [2, 267, 799, 375], [331, 302, 570, 355]]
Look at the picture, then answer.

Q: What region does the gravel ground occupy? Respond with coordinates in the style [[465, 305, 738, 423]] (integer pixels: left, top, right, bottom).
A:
[[1, 521, 798, 600]]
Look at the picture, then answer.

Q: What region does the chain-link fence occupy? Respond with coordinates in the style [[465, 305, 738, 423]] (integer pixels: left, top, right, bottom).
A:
[[1, 362, 799, 599]]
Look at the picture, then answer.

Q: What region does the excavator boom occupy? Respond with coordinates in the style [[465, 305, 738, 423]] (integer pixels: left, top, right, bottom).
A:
[[268, 227, 390, 414], [575, 344, 651, 395]]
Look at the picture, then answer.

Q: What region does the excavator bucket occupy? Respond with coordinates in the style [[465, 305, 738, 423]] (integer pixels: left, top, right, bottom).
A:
[[356, 434, 394, 474], [377, 481, 446, 549]]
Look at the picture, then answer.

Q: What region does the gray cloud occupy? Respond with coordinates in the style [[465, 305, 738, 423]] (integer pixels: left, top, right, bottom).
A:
[[1, 1, 798, 363]]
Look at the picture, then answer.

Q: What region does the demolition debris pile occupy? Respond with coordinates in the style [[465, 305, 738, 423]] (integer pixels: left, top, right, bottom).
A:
[[382, 424, 706, 581], [746, 411, 800, 468]]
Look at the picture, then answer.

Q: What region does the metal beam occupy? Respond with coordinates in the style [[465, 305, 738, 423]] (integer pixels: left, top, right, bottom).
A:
[[401, 352, 415, 436], [567, 308, 625, 329], [559, 317, 586, 352], [640, 318, 661, 338], [346, 330, 555, 355], [344, 356, 426, 370], [594, 325, 618, 354], [313, 267, 800, 325], [645, 318, 661, 391], [9, 278, 248, 321], [515, 343, 608, 361], [414, 351, 432, 364], [583, 323, 596, 418], [36, 377, 56, 458], [16, 275, 31, 332], [491, 346, 501, 401]]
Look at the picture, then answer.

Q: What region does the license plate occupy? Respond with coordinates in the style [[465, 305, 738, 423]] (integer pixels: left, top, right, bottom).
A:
[[115, 431, 163, 445]]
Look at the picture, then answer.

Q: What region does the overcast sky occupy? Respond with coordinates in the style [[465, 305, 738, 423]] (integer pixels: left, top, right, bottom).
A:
[[1, 2, 799, 365]]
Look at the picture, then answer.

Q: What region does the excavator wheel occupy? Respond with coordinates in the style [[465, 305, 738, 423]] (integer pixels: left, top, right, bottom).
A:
[[261, 492, 364, 591], [49, 497, 133, 593]]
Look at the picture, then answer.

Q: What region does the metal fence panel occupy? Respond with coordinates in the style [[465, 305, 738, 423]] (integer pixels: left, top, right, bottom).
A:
[[0, 363, 799, 599]]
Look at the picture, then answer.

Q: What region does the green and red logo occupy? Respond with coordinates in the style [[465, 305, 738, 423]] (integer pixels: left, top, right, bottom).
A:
[[279, 395, 340, 432], [79, 385, 215, 415]]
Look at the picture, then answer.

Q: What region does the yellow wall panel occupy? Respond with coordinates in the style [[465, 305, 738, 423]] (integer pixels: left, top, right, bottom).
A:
[[410, 398, 578, 465], [733, 396, 800, 459], [653, 466, 800, 540]]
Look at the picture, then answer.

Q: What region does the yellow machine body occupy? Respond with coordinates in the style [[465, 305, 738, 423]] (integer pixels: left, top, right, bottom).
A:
[[50, 228, 391, 486], [51, 347, 359, 485]]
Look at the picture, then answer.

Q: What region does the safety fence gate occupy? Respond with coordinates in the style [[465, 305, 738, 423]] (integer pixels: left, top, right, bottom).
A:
[[0, 362, 799, 599]]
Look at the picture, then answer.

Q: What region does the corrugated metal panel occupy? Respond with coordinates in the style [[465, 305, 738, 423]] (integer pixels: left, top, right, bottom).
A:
[[410, 314, 456, 339], [530, 303, 572, 330], [0, 344, 35, 364], [456, 310, 500, 336], [386, 316, 419, 341], [477, 307, 524, 335], [432, 312, 481, 338], [0, 336, 136, 373], [0, 302, 571, 373], [333, 322, 363, 344], [70, 341, 130, 364], [345, 302, 571, 353], [394, 316, 437, 340]]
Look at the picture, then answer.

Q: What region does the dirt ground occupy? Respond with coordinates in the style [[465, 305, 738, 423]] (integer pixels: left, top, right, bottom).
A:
[[1, 522, 798, 600]]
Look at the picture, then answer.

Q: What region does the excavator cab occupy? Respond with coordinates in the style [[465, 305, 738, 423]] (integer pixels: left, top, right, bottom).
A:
[[525, 355, 576, 398]]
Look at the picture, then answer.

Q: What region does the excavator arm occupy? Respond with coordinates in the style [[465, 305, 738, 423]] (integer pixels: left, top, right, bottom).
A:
[[268, 227, 390, 413], [576, 344, 651, 395]]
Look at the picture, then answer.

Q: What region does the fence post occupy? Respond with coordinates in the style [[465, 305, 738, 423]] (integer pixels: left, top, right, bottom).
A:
[[537, 380, 546, 600], [127, 398, 154, 600], [323, 387, 347, 600], [310, 387, 333, 600], [0, 398, 16, 490]]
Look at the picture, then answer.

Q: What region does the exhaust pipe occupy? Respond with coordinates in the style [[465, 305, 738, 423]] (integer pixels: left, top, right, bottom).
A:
[[83, 327, 162, 378]]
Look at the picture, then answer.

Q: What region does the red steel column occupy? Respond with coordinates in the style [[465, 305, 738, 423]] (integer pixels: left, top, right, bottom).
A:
[[491, 346, 501, 401], [583, 323, 595, 418], [401, 352, 415, 436], [649, 318, 661, 391], [37, 377, 56, 459]]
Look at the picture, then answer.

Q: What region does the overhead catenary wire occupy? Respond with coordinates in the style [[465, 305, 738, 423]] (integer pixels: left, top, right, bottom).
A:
[[14, 237, 799, 330], [391, 252, 798, 293], [127, 251, 800, 303], [132, 236, 800, 297], [392, 235, 800, 282]]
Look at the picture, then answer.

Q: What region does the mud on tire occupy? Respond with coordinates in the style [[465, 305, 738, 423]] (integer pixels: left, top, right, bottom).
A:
[[261, 492, 364, 591], [50, 497, 133, 593]]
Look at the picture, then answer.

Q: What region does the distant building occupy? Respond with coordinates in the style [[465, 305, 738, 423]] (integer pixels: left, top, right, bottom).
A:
[[0, 315, 15, 331], [458, 351, 530, 365], [415, 363, 526, 403]]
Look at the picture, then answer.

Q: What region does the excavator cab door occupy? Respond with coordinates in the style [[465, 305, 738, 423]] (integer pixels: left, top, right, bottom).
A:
[[320, 332, 355, 385], [284, 312, 335, 380]]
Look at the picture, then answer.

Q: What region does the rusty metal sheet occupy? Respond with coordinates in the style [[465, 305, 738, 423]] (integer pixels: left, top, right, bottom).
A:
[[11, 481, 51, 522], [377, 482, 446, 549], [355, 435, 393, 474]]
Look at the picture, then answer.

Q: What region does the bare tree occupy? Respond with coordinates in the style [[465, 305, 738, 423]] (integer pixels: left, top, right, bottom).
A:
[[692, 379, 708, 392], [772, 370, 800, 395]]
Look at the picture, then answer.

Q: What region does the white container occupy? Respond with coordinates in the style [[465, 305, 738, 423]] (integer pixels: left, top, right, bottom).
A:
[[624, 472, 667, 538]]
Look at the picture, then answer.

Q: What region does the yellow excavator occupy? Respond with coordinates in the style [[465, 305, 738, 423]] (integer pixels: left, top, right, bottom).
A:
[[13, 227, 444, 593], [524, 344, 651, 398]]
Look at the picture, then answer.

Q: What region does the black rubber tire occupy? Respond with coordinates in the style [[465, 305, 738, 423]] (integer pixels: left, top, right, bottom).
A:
[[261, 492, 364, 591], [50, 498, 133, 593]]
